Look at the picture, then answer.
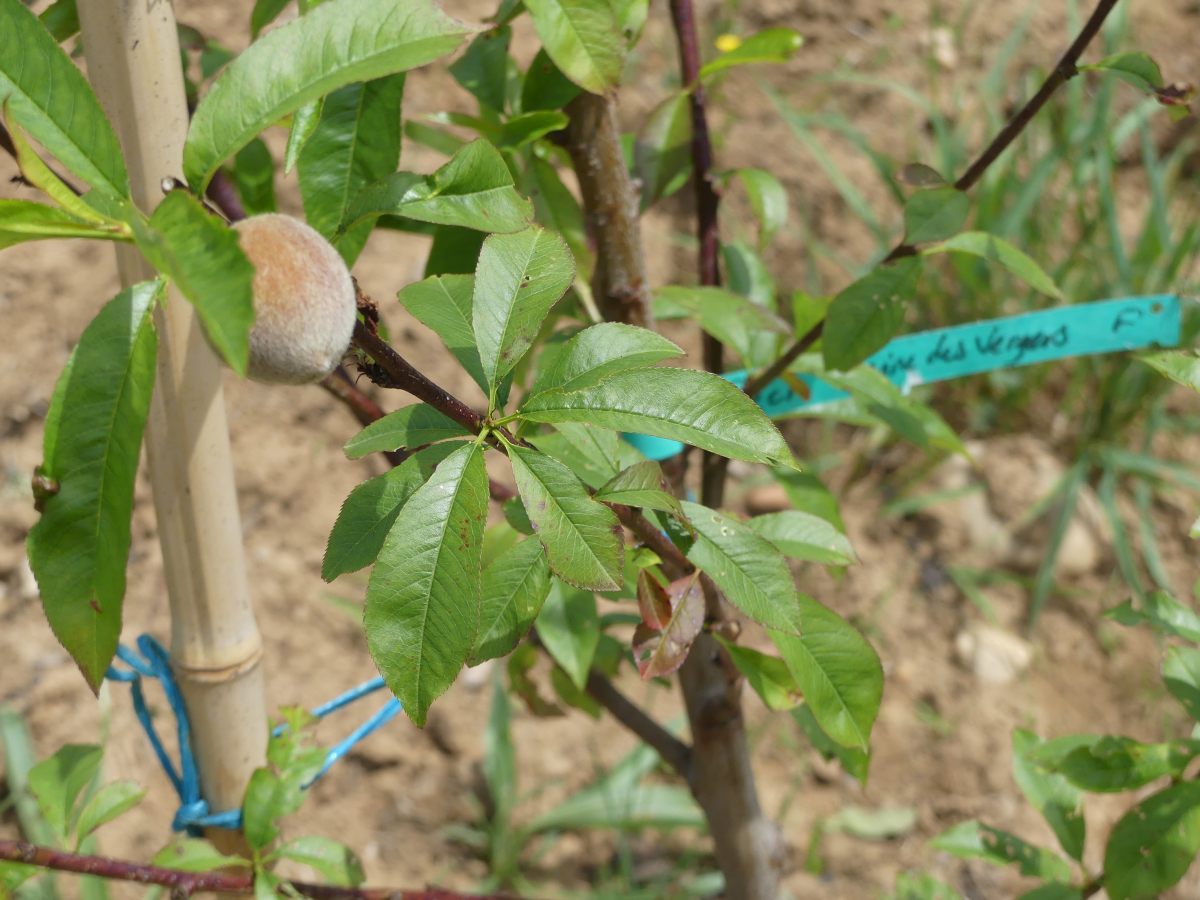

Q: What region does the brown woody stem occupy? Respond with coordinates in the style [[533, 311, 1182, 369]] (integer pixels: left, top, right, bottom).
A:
[[564, 92, 654, 327], [351, 320, 488, 436], [0, 840, 512, 900], [585, 671, 692, 777]]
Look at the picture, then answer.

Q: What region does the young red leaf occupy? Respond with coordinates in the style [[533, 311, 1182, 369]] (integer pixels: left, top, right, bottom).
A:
[[632, 574, 705, 679], [636, 568, 672, 630]]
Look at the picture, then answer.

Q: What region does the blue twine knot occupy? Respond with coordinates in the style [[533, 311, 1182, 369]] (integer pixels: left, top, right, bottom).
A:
[[106, 634, 401, 834]]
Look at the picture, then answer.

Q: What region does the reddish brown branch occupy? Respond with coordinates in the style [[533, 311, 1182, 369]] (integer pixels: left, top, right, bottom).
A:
[[0, 840, 514, 900], [586, 671, 692, 778], [954, 0, 1120, 192], [669, 0, 729, 508], [610, 503, 691, 580], [563, 93, 654, 327], [668, 0, 720, 296], [741, 321, 824, 399], [756, 0, 1120, 383], [351, 319, 488, 436]]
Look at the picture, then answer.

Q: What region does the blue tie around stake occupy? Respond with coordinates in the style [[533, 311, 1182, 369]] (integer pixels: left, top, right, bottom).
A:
[[622, 294, 1181, 461]]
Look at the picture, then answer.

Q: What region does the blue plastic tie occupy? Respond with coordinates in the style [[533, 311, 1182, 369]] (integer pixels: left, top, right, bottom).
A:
[[106, 636, 401, 833]]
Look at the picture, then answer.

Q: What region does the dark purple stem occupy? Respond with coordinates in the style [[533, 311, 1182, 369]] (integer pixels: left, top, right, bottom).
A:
[[0, 840, 514, 900]]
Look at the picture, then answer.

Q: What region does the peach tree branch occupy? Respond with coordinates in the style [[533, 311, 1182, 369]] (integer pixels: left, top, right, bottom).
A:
[[0, 840, 513, 900]]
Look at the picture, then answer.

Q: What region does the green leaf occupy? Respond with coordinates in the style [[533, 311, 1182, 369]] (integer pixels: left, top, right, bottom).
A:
[[631, 574, 704, 679], [39, 0, 78, 42], [1082, 51, 1163, 93], [449, 27, 511, 112], [1105, 591, 1200, 642], [4, 109, 124, 228], [299, 73, 405, 267], [1104, 781, 1200, 900], [734, 168, 787, 249], [397, 274, 489, 395], [522, 154, 590, 267], [502, 495, 534, 534], [535, 578, 600, 690], [903, 186, 969, 244], [551, 664, 602, 717], [507, 443, 623, 591], [521, 48, 581, 111], [284, 98, 323, 175], [823, 257, 923, 371], [0, 0, 129, 197], [721, 640, 801, 710], [254, 871, 282, 900], [634, 92, 691, 212], [771, 597, 881, 751], [26, 744, 103, 837], [519, 367, 799, 470], [594, 460, 686, 521], [895, 163, 947, 187], [1163, 645, 1200, 719], [39, 346, 77, 481], [344, 405, 472, 459], [365, 442, 488, 726], [183, 0, 473, 192], [523, 0, 625, 94], [472, 225, 575, 394], [26, 282, 160, 690], [931, 820, 1072, 883], [654, 286, 788, 364], [922, 231, 1063, 300], [242, 771, 290, 851], [322, 442, 464, 581], [1139, 350, 1200, 394], [151, 839, 249, 872], [746, 510, 856, 566], [483, 673, 517, 825], [470, 537, 552, 664], [250, 0, 291, 38], [1037, 736, 1200, 793], [1012, 729, 1085, 862], [133, 191, 254, 376], [497, 111, 569, 151], [1016, 886, 1081, 900], [698, 28, 803, 79], [425, 223, 486, 277], [529, 428, 615, 489], [231, 138, 278, 215], [612, 0, 647, 44], [0, 200, 123, 250], [528, 778, 702, 832], [529, 322, 683, 395], [273, 836, 364, 887], [341, 140, 533, 236], [404, 119, 466, 157], [773, 469, 843, 529], [680, 500, 799, 633], [791, 703, 870, 786], [74, 781, 145, 844]]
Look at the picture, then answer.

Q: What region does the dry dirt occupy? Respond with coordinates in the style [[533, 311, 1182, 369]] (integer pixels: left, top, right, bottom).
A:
[[3, 0, 1200, 898]]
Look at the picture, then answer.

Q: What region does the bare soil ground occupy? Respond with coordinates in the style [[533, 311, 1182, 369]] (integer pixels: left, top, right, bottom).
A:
[[3, 0, 1200, 898]]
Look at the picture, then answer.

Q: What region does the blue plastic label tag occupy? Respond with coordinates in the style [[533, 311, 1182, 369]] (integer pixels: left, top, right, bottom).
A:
[[623, 294, 1180, 460]]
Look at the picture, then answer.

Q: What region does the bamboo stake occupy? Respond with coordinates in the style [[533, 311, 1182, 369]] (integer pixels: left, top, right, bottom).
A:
[[76, 0, 267, 851]]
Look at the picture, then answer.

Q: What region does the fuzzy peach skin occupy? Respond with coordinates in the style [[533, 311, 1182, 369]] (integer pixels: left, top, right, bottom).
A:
[[233, 214, 356, 385]]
